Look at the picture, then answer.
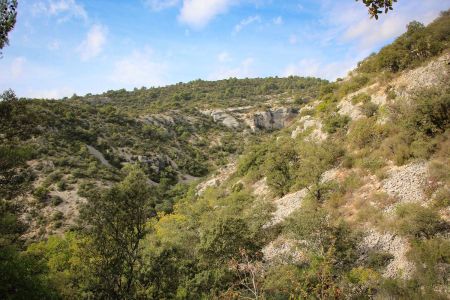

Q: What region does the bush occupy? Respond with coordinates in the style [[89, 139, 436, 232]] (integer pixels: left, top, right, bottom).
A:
[[402, 89, 450, 137], [323, 114, 350, 134], [52, 211, 64, 221], [33, 186, 49, 203], [50, 196, 63, 206], [351, 93, 371, 105], [339, 75, 370, 96], [56, 180, 67, 191], [408, 238, 450, 289], [361, 102, 378, 117], [395, 204, 445, 238], [367, 251, 394, 270], [348, 118, 383, 149]]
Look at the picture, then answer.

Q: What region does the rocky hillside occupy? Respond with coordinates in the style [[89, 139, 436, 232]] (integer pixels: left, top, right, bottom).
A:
[[1, 11, 449, 300], [1, 76, 324, 240]]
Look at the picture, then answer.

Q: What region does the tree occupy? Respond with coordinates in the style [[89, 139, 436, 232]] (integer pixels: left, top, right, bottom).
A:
[[0, 0, 17, 56], [296, 142, 340, 202], [81, 165, 156, 299], [357, 0, 396, 19]]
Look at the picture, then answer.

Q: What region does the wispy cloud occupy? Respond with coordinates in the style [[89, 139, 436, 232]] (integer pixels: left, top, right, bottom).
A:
[[319, 0, 449, 52], [210, 57, 255, 79], [24, 87, 76, 99], [77, 24, 108, 61], [145, 0, 179, 11], [110, 48, 168, 88], [32, 0, 88, 22], [218, 51, 232, 63], [283, 57, 356, 80], [234, 15, 261, 33], [179, 0, 237, 29], [273, 16, 283, 25]]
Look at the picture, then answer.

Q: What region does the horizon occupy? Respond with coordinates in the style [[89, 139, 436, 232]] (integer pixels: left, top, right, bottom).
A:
[[1, 0, 449, 99]]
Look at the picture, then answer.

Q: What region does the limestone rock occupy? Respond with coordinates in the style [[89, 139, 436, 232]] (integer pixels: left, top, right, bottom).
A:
[[262, 235, 306, 265], [265, 189, 308, 227], [291, 115, 327, 141], [360, 229, 415, 279], [338, 100, 363, 120], [382, 161, 428, 204]]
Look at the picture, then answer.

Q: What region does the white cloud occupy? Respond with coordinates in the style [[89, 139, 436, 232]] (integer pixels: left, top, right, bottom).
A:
[[145, 0, 179, 11], [218, 51, 232, 63], [32, 0, 88, 22], [77, 24, 108, 61], [321, 0, 449, 52], [209, 57, 255, 79], [234, 15, 261, 33], [283, 57, 356, 80], [273, 16, 283, 25], [110, 48, 168, 88], [179, 0, 237, 29], [11, 57, 26, 79], [23, 87, 76, 99]]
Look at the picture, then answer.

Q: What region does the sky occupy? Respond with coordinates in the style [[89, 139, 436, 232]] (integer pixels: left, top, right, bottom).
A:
[[0, 0, 449, 99]]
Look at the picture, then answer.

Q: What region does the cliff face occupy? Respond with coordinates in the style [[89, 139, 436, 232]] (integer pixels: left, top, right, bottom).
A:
[[202, 106, 298, 131]]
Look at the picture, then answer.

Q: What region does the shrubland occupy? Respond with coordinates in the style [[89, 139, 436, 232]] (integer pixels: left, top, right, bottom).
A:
[[1, 10, 450, 300]]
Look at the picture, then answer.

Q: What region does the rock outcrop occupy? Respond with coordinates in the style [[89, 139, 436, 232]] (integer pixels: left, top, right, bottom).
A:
[[392, 52, 450, 98], [202, 107, 298, 131], [265, 189, 308, 227], [291, 115, 327, 141], [360, 229, 415, 279], [249, 107, 298, 131], [262, 236, 306, 265], [338, 99, 364, 120], [209, 110, 240, 128]]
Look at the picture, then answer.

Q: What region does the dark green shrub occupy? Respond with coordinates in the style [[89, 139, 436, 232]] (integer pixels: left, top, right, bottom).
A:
[[351, 93, 371, 105], [348, 118, 383, 149], [50, 196, 63, 206], [56, 180, 67, 191], [408, 238, 450, 290], [367, 251, 394, 270], [323, 114, 350, 134], [33, 186, 49, 203], [361, 102, 378, 117], [395, 204, 446, 238], [52, 211, 64, 221]]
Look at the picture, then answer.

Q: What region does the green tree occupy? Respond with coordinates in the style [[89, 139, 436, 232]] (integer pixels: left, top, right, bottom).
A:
[[0, 0, 17, 56], [81, 165, 156, 299], [296, 142, 340, 202], [265, 143, 298, 196]]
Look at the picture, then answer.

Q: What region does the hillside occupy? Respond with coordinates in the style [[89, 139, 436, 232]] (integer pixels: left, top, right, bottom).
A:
[[1, 10, 450, 300]]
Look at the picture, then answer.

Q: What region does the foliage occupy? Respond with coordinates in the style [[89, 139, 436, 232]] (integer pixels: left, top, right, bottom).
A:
[[408, 238, 450, 291], [265, 140, 299, 196], [0, 0, 17, 55], [348, 117, 384, 149], [357, 11, 450, 73], [395, 203, 446, 238], [80, 165, 156, 299], [357, 0, 396, 19], [323, 113, 350, 134]]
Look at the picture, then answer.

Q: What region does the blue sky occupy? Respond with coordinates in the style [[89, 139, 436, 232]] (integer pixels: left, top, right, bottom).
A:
[[0, 0, 449, 99]]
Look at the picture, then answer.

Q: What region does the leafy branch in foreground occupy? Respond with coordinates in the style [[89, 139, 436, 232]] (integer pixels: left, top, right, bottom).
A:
[[0, 0, 18, 56], [357, 0, 397, 19]]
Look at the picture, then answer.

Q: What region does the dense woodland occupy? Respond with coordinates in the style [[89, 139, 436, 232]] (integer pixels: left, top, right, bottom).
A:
[[1, 9, 450, 300]]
